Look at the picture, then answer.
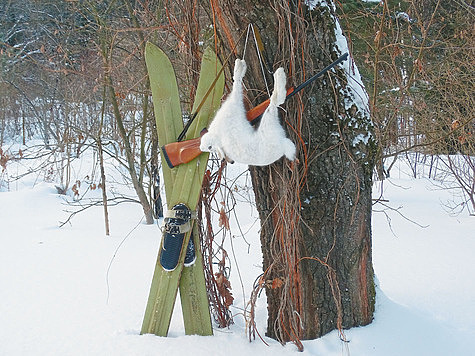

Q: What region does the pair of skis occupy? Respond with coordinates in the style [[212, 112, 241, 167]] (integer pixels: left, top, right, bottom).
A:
[[141, 43, 224, 336]]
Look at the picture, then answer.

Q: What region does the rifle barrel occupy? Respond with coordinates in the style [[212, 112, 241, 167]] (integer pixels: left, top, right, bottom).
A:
[[286, 52, 348, 100]]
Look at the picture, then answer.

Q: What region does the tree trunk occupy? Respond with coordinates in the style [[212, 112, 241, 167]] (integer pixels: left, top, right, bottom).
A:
[[97, 138, 110, 236], [93, 3, 155, 225], [104, 70, 154, 225], [98, 86, 110, 236], [203, 0, 375, 346]]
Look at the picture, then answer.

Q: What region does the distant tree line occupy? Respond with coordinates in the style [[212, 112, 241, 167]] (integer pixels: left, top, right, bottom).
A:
[[1, 0, 472, 215]]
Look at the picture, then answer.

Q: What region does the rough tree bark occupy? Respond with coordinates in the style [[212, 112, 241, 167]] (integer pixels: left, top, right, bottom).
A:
[[203, 0, 375, 345]]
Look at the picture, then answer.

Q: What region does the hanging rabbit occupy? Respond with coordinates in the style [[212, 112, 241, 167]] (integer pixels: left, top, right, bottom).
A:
[[200, 58, 296, 166]]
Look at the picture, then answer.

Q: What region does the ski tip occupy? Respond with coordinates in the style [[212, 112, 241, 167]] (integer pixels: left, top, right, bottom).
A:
[[145, 41, 163, 56]]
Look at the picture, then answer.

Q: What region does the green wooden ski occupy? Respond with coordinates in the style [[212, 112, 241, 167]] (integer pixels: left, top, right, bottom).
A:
[[141, 42, 224, 337], [175, 49, 224, 335]]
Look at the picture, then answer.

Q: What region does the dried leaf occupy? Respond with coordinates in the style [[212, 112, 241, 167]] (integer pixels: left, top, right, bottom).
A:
[[218, 207, 230, 230], [451, 119, 461, 130], [0, 154, 8, 172], [72, 184, 79, 197], [215, 272, 234, 308], [414, 58, 424, 73], [374, 30, 382, 43], [265, 278, 284, 289], [392, 45, 402, 58], [271, 278, 284, 289]]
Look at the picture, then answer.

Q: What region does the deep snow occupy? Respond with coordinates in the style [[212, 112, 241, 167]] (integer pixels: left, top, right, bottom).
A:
[[1, 142, 474, 356]]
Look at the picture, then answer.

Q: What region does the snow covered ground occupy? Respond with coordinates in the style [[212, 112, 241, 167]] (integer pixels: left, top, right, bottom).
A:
[[1, 142, 474, 356]]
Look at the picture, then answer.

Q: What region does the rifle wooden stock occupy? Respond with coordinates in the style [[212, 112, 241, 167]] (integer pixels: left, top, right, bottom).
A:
[[246, 87, 294, 122], [162, 87, 295, 168], [161, 136, 202, 169]]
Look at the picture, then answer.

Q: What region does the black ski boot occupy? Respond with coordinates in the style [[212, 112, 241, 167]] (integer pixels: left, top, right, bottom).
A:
[[160, 203, 193, 271], [184, 233, 196, 267]]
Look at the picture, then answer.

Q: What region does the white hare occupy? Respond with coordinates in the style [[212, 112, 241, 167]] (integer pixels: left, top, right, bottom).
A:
[[200, 58, 296, 166]]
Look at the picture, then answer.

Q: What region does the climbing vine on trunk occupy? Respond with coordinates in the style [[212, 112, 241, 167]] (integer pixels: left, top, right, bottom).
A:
[[202, 1, 376, 350]]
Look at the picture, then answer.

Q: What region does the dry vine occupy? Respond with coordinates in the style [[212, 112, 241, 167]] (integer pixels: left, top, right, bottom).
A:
[[199, 159, 235, 328]]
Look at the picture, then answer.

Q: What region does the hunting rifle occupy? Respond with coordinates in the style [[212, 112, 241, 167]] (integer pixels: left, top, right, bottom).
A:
[[162, 53, 348, 168]]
